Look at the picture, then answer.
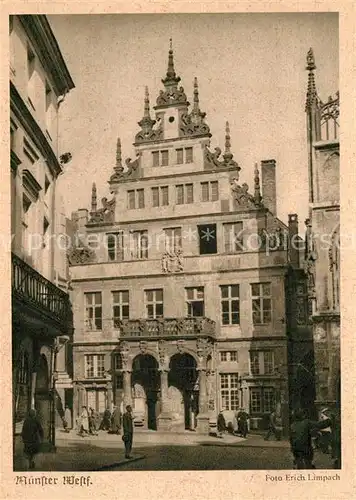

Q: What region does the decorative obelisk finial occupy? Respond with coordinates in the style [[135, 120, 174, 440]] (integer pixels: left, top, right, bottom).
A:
[[254, 163, 262, 205], [305, 48, 317, 111], [91, 182, 97, 212], [144, 85, 150, 118], [162, 38, 181, 88], [114, 138, 124, 174], [223, 121, 234, 163], [193, 77, 199, 112]]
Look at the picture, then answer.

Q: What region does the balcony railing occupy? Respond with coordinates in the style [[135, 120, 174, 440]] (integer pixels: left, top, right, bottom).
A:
[[12, 253, 72, 331], [115, 317, 216, 339]]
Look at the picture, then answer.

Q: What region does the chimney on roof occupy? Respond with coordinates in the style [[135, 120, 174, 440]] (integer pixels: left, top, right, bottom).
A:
[[261, 159, 277, 216]]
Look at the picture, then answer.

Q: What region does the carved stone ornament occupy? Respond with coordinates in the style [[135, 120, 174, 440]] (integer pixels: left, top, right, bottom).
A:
[[139, 340, 148, 355], [196, 337, 212, 362], [67, 246, 96, 265], [204, 144, 241, 171], [109, 153, 142, 184], [158, 339, 166, 368], [179, 112, 211, 138], [156, 86, 188, 107], [161, 251, 184, 273], [231, 182, 261, 209], [119, 341, 130, 367], [89, 197, 116, 224], [176, 339, 185, 354], [135, 123, 163, 144]]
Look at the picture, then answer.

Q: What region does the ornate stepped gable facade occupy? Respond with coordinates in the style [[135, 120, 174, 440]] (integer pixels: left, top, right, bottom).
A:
[[304, 48, 340, 412], [69, 41, 308, 433]]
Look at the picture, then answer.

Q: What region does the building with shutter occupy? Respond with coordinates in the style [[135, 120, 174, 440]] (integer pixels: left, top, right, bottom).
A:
[[69, 42, 308, 433]]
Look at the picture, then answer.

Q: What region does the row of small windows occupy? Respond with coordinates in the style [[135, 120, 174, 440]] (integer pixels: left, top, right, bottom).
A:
[[127, 181, 219, 209], [104, 222, 244, 262], [84, 283, 272, 330], [152, 147, 193, 167]]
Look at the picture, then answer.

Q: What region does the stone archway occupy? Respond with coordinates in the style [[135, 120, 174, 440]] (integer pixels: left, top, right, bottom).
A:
[[169, 353, 198, 430], [35, 354, 51, 442], [131, 354, 160, 430]]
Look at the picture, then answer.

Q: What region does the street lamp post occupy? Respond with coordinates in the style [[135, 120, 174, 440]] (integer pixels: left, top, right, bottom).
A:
[[51, 335, 70, 450]]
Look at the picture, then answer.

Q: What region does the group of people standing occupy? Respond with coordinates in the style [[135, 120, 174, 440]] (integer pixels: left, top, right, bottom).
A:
[[217, 408, 250, 438]]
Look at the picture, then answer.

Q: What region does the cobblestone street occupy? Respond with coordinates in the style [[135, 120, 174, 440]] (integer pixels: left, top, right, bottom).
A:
[[14, 430, 335, 471]]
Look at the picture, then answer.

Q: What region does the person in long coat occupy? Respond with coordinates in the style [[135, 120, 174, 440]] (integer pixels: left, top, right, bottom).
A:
[[236, 408, 250, 438], [79, 406, 89, 436], [290, 409, 332, 469], [217, 411, 226, 438], [21, 409, 44, 470], [100, 408, 111, 431], [122, 405, 134, 459], [111, 406, 121, 434]]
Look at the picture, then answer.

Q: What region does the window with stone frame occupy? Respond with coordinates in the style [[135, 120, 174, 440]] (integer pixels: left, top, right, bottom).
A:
[[127, 189, 145, 209], [145, 289, 164, 318], [185, 147, 193, 163], [185, 287, 205, 317], [15, 350, 30, 422], [112, 291, 129, 327], [176, 184, 194, 204], [251, 283, 272, 324], [129, 230, 148, 259], [220, 285, 240, 325], [27, 44, 36, 109], [161, 150, 169, 166], [114, 353, 123, 370], [164, 227, 182, 253], [152, 186, 169, 207], [250, 387, 276, 415], [220, 373, 239, 411], [220, 351, 238, 362], [201, 181, 219, 202], [85, 292, 102, 330], [224, 222, 244, 252], [152, 151, 160, 167], [249, 350, 274, 376], [85, 354, 105, 378], [106, 232, 124, 262], [176, 148, 184, 164]]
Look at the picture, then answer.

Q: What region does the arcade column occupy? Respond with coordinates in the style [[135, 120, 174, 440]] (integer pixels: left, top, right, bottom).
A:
[[196, 368, 210, 434], [157, 369, 172, 431], [123, 370, 132, 407]]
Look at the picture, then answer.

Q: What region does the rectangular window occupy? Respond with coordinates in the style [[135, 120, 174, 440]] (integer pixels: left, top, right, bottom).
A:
[[250, 351, 275, 376], [127, 189, 145, 209], [152, 186, 169, 207], [185, 184, 194, 204], [152, 187, 159, 207], [176, 148, 183, 164], [164, 227, 182, 253], [251, 283, 272, 324], [198, 224, 217, 254], [201, 181, 219, 202], [45, 81, 53, 139], [185, 147, 193, 163], [176, 185, 184, 205], [250, 387, 276, 414], [85, 292, 102, 330], [152, 151, 160, 167], [224, 222, 244, 252], [114, 353, 123, 370], [185, 287, 204, 317], [85, 354, 105, 378], [220, 374, 239, 411], [161, 150, 169, 166], [106, 232, 124, 261], [145, 289, 164, 319], [27, 45, 36, 108], [220, 351, 238, 362], [112, 291, 129, 327], [130, 230, 148, 259], [220, 285, 240, 325]]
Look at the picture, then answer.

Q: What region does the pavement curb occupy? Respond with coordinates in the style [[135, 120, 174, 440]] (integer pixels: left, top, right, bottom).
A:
[[91, 455, 146, 471]]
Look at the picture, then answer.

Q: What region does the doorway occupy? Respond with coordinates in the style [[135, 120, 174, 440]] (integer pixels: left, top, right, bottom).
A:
[[169, 353, 198, 430], [132, 354, 160, 430]]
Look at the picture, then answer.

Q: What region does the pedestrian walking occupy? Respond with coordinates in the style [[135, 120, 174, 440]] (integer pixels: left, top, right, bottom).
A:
[[100, 407, 111, 431], [265, 410, 282, 441], [79, 405, 89, 437], [217, 411, 226, 438], [110, 405, 122, 434], [316, 408, 332, 453], [89, 407, 98, 435], [122, 405, 134, 459], [290, 408, 332, 469], [236, 408, 249, 438], [21, 409, 44, 470]]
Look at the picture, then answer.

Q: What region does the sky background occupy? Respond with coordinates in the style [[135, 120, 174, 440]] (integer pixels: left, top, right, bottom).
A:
[[48, 13, 338, 228]]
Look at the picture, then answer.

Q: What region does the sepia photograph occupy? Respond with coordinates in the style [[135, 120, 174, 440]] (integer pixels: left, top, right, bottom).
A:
[[9, 12, 340, 474]]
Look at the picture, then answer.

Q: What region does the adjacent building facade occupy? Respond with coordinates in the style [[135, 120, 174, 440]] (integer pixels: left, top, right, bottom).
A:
[[10, 15, 75, 450], [304, 48, 340, 412], [69, 43, 308, 433]]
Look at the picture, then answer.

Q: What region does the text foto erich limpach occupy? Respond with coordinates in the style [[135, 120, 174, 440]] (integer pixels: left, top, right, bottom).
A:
[[15, 475, 93, 486], [266, 473, 341, 482]]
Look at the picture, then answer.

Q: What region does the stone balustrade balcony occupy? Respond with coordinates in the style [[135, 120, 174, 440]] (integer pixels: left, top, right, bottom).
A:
[[114, 317, 216, 340]]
